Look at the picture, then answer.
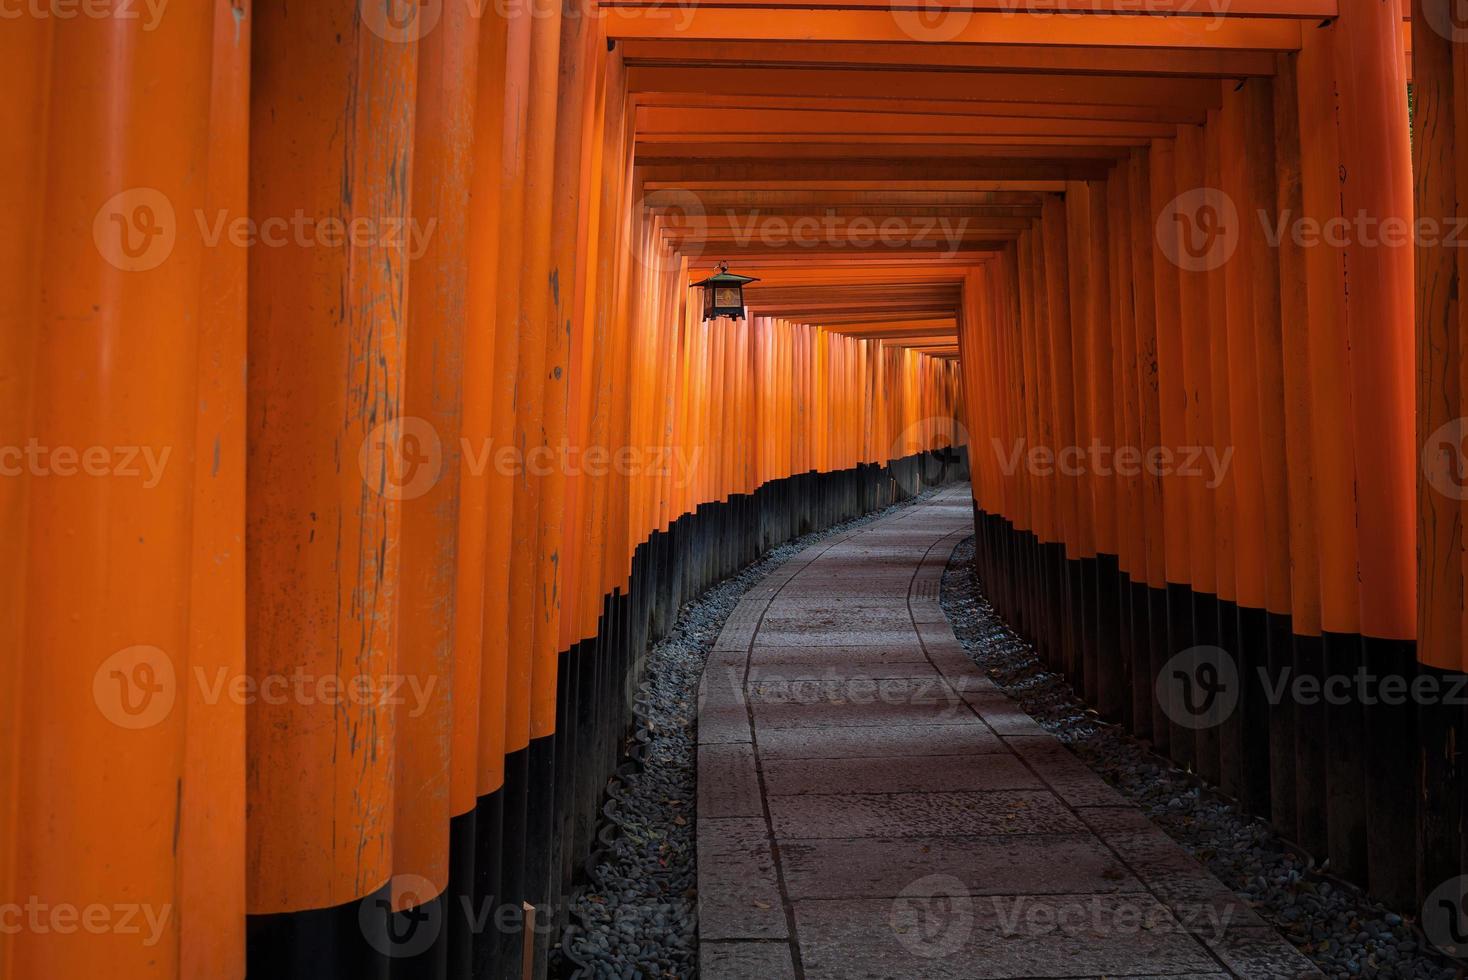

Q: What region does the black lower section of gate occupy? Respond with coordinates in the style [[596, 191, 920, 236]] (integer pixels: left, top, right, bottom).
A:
[[968, 504, 1462, 919], [244, 448, 968, 979]]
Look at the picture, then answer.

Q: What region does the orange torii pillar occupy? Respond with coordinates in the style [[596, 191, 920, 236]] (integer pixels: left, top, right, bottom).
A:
[[398, 2, 482, 977], [1413, 0, 1468, 908], [244, 3, 416, 974], [1294, 3, 1416, 904], [6, 4, 248, 979], [1269, 53, 1329, 862]]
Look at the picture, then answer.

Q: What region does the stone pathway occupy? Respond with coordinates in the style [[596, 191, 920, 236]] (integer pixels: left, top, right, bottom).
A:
[[695, 487, 1321, 980]]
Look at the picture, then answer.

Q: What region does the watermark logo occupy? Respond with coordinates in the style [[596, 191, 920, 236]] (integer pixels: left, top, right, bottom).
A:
[[1420, 0, 1468, 43], [360, 0, 443, 42], [358, 416, 705, 500], [1159, 188, 1462, 273], [891, 416, 968, 498], [95, 657, 441, 728], [1423, 417, 1468, 502], [93, 188, 177, 273], [95, 189, 436, 272], [1157, 645, 1238, 731], [1423, 876, 1468, 958], [93, 645, 176, 730], [890, 874, 974, 958], [360, 874, 443, 959], [1156, 187, 1239, 273], [360, 416, 444, 501], [890, 0, 972, 41], [637, 187, 707, 277]]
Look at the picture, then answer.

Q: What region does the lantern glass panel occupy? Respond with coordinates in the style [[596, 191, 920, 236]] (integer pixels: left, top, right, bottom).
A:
[[714, 287, 741, 308]]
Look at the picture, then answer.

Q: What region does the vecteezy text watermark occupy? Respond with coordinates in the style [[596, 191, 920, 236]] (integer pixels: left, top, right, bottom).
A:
[[0, 898, 172, 947], [889, 0, 1232, 44], [359, 0, 700, 44], [359, 875, 697, 959], [992, 438, 1233, 489], [0, 0, 168, 29], [359, 416, 704, 501], [714, 211, 973, 258], [990, 895, 1236, 943], [1159, 645, 1468, 731], [93, 188, 439, 273], [93, 645, 440, 730], [889, 874, 1238, 960], [1158, 186, 1463, 273], [0, 441, 171, 488]]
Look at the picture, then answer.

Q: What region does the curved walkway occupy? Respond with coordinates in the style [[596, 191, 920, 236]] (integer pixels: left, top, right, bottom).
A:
[[696, 487, 1320, 980]]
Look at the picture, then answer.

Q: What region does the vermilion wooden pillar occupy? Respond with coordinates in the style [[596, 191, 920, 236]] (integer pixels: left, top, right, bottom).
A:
[[502, 6, 565, 976], [1294, 3, 1416, 901], [396, 2, 482, 977], [0, 15, 50, 976], [1413, 0, 1468, 908], [1331, 1, 1418, 909], [15, 5, 223, 979], [244, 2, 417, 973], [182, 3, 251, 977]]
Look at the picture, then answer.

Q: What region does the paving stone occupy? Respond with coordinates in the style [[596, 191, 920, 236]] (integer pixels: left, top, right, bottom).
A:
[[700, 665, 749, 708], [699, 941, 797, 980], [961, 692, 1047, 735], [927, 650, 981, 678], [1074, 804, 1156, 838], [746, 673, 958, 708], [712, 631, 754, 654], [755, 697, 977, 731], [714, 625, 758, 650], [1199, 926, 1325, 977], [909, 578, 945, 603], [779, 581, 923, 598], [760, 607, 915, 631], [761, 754, 1043, 797], [744, 664, 946, 689], [764, 597, 913, 613], [916, 632, 966, 651], [908, 600, 950, 625], [755, 627, 921, 647], [768, 789, 1086, 840], [699, 742, 764, 819], [779, 834, 1145, 899], [698, 702, 751, 745], [698, 817, 788, 941], [745, 644, 930, 667], [706, 647, 750, 671], [1142, 869, 1270, 933], [793, 894, 1221, 980], [756, 723, 1007, 761], [1003, 735, 1122, 807]]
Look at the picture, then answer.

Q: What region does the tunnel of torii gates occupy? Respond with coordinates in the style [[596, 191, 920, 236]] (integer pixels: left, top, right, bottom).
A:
[[7, 0, 1468, 977]]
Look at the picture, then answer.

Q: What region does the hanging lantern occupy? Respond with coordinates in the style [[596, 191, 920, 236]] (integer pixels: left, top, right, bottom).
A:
[[691, 261, 759, 322]]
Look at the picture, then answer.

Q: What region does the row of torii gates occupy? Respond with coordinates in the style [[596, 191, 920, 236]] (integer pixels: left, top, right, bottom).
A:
[[5, 1, 1468, 978]]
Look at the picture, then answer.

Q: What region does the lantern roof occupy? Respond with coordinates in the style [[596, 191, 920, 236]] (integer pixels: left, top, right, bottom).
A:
[[690, 261, 760, 289]]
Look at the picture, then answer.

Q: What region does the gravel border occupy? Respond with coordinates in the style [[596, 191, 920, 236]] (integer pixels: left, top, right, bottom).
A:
[[555, 487, 945, 980], [940, 534, 1457, 980]]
